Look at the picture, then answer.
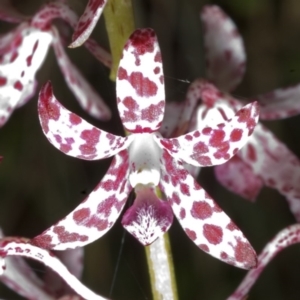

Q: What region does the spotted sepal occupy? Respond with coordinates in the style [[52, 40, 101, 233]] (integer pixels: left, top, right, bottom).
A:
[[0, 24, 52, 127], [159, 150, 257, 269], [251, 82, 300, 120], [44, 248, 84, 297], [70, 0, 108, 48], [215, 156, 263, 202], [31, 2, 112, 68], [0, 229, 53, 300], [237, 123, 300, 222], [116, 28, 165, 133], [38, 82, 132, 160], [51, 28, 111, 120], [32, 150, 132, 250], [156, 102, 259, 167], [228, 224, 300, 300], [0, 237, 108, 300], [201, 5, 246, 92]]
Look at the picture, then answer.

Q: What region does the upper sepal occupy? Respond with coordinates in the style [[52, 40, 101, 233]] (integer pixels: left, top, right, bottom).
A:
[[201, 5, 246, 92], [116, 28, 165, 133]]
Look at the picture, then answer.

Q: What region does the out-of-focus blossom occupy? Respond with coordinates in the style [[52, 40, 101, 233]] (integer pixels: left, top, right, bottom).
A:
[[31, 28, 259, 269], [0, 229, 107, 300], [227, 224, 300, 300], [0, 1, 112, 127], [164, 5, 300, 221], [70, 0, 108, 48]]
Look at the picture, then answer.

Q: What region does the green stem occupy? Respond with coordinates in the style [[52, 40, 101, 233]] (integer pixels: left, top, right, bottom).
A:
[[103, 0, 135, 81], [145, 234, 178, 300]]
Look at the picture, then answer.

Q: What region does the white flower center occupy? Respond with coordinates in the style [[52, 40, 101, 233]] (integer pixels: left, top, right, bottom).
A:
[[128, 133, 162, 188]]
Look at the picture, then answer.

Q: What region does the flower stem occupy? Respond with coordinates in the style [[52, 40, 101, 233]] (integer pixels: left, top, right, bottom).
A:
[[103, 0, 135, 80], [145, 234, 178, 300]]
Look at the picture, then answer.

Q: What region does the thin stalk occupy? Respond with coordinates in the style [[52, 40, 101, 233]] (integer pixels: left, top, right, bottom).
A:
[[103, 0, 135, 80], [145, 234, 178, 300]]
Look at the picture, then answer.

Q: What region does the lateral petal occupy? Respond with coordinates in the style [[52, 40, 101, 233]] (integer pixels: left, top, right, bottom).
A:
[[251, 83, 300, 120], [159, 150, 256, 269], [0, 237, 108, 300], [116, 28, 165, 133], [156, 102, 259, 167], [201, 5, 246, 92], [32, 150, 132, 250], [38, 82, 131, 160], [215, 156, 263, 202]]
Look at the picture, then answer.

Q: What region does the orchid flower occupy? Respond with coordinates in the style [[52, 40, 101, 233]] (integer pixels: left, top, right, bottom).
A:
[[32, 28, 259, 270], [227, 224, 300, 300], [0, 1, 112, 127], [167, 5, 300, 221], [0, 230, 107, 300], [70, 0, 108, 48]]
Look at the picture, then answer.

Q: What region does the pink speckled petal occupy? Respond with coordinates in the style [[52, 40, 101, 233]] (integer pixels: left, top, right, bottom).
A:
[[32, 150, 131, 250], [0, 237, 108, 300], [227, 224, 300, 300], [0, 229, 53, 299], [251, 83, 300, 120], [44, 248, 84, 297], [237, 123, 300, 222], [70, 0, 108, 48], [159, 150, 257, 269], [0, 0, 28, 23], [31, 2, 112, 68], [201, 5, 246, 92], [2, 256, 54, 299], [156, 102, 259, 167], [215, 156, 263, 202], [0, 24, 52, 127], [31, 2, 78, 30], [117, 28, 165, 133], [38, 82, 131, 160], [51, 28, 111, 120], [170, 79, 237, 138], [121, 185, 173, 245]]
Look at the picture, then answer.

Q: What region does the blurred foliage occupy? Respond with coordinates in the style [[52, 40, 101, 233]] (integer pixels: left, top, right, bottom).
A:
[[1, 0, 300, 299]]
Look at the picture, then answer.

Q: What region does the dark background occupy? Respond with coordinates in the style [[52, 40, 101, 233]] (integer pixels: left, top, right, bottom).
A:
[[1, 0, 300, 299]]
